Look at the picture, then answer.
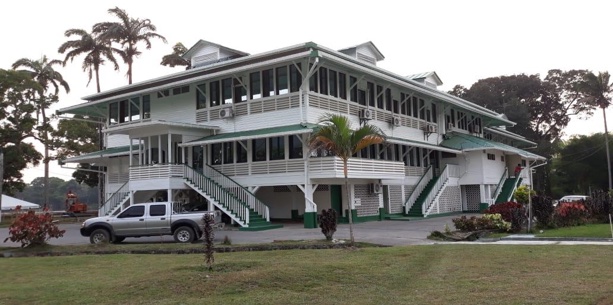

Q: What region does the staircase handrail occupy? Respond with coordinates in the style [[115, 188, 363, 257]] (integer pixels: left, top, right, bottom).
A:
[[491, 168, 508, 200], [422, 165, 450, 215], [183, 165, 248, 225], [99, 181, 129, 216], [186, 164, 270, 221], [404, 165, 433, 213]]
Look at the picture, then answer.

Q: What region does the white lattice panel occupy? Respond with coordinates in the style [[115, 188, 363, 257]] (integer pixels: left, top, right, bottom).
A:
[[388, 185, 403, 214], [436, 186, 462, 214], [354, 184, 380, 216]]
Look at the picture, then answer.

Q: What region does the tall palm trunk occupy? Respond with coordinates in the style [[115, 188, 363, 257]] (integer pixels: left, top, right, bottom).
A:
[[42, 106, 50, 210], [343, 160, 355, 246], [603, 107, 612, 190], [95, 65, 101, 93]]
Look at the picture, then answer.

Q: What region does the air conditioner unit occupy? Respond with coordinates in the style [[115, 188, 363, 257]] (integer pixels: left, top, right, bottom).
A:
[[424, 124, 437, 133], [473, 125, 481, 134], [369, 183, 382, 194], [359, 109, 373, 120], [391, 116, 401, 127], [219, 107, 234, 118], [447, 122, 454, 131]]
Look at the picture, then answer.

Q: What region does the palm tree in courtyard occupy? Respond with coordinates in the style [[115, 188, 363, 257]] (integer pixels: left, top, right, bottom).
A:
[[160, 42, 190, 69], [308, 114, 386, 246], [93, 6, 167, 84], [12, 56, 70, 209], [58, 28, 124, 93], [582, 71, 613, 190]]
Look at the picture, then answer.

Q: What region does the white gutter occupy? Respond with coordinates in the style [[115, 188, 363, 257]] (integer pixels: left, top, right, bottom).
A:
[[179, 128, 314, 147], [484, 127, 536, 146], [60, 51, 314, 114], [299, 56, 320, 123]]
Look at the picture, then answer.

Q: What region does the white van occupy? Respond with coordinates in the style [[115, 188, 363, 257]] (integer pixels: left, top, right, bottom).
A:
[[557, 195, 588, 204]]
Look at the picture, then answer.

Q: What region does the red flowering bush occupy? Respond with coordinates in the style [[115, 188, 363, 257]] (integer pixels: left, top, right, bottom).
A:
[[3, 210, 65, 247], [554, 202, 589, 227], [484, 202, 523, 222]]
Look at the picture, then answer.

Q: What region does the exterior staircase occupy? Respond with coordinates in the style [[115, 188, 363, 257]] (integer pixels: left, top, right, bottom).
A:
[[406, 179, 437, 217], [99, 181, 130, 216], [183, 165, 282, 231], [495, 177, 522, 203]]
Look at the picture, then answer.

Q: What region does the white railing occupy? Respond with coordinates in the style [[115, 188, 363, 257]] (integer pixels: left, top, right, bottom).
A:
[[309, 157, 406, 179], [183, 165, 249, 226], [99, 181, 129, 216], [108, 172, 129, 184], [308, 92, 430, 130], [213, 159, 305, 176], [196, 93, 301, 123], [405, 166, 427, 177], [404, 165, 433, 213], [423, 165, 451, 216], [491, 168, 508, 203], [129, 164, 184, 180]]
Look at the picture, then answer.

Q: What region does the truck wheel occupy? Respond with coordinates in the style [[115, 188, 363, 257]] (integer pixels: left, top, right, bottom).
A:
[[173, 226, 195, 243], [90, 229, 110, 244], [112, 236, 125, 244]]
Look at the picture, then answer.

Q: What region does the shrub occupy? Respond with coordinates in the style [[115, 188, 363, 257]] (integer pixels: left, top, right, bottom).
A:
[[513, 185, 536, 204], [532, 195, 555, 228], [3, 210, 65, 247], [585, 190, 612, 222], [452, 214, 510, 232], [484, 201, 523, 222], [554, 202, 589, 227], [318, 209, 337, 241], [202, 214, 215, 271], [482, 213, 512, 232]]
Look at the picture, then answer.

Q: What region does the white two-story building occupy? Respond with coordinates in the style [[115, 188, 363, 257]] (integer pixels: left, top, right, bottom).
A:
[[58, 40, 545, 230]]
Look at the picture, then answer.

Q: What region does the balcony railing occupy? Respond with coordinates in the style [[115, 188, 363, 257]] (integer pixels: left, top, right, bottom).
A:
[[129, 164, 184, 180], [308, 157, 406, 179]]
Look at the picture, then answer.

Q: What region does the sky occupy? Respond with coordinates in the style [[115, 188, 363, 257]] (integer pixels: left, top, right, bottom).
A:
[[1, 0, 613, 183]]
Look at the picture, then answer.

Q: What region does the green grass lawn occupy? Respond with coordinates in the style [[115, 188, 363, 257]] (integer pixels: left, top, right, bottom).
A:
[[536, 223, 613, 238], [1, 245, 612, 305]]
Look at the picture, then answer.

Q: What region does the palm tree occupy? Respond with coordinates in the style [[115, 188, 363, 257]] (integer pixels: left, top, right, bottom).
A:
[[308, 114, 386, 245], [582, 72, 613, 190], [160, 42, 190, 69], [12, 56, 70, 209], [58, 28, 124, 93], [93, 7, 167, 84]]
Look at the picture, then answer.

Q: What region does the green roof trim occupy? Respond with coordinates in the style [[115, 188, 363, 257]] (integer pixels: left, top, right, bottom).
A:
[[183, 124, 319, 147], [440, 132, 545, 160], [63, 145, 140, 163]]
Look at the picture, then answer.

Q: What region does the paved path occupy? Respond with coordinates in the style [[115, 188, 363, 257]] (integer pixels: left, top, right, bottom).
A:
[[1, 215, 611, 247]]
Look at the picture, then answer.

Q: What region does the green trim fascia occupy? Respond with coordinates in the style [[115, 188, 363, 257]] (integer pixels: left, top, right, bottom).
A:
[[424, 211, 464, 219], [303, 212, 317, 229], [305, 42, 318, 49]]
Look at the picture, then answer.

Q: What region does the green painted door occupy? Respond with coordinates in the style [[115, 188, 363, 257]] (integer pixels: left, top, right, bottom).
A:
[[331, 185, 342, 215]]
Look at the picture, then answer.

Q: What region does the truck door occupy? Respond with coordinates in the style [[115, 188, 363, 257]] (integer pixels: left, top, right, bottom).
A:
[[146, 203, 171, 234], [113, 206, 146, 236]]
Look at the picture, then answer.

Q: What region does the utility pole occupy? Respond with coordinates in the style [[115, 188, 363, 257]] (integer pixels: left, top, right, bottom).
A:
[[603, 107, 612, 190]]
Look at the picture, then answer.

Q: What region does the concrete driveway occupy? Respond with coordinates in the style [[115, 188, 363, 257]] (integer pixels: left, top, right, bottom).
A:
[[1, 215, 458, 247]]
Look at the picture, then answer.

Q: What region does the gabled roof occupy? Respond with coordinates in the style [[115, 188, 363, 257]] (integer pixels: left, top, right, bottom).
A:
[[181, 39, 249, 60], [407, 71, 443, 86], [338, 41, 385, 61], [440, 132, 545, 160], [181, 123, 318, 147], [484, 126, 536, 147]]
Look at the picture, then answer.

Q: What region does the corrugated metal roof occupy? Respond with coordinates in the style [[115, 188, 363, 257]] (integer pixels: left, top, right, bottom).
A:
[[181, 123, 319, 147], [387, 137, 461, 154], [63, 145, 140, 163], [440, 132, 545, 160]]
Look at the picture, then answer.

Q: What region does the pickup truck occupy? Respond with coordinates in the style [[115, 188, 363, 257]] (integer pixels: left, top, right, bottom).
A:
[[80, 202, 222, 244]]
